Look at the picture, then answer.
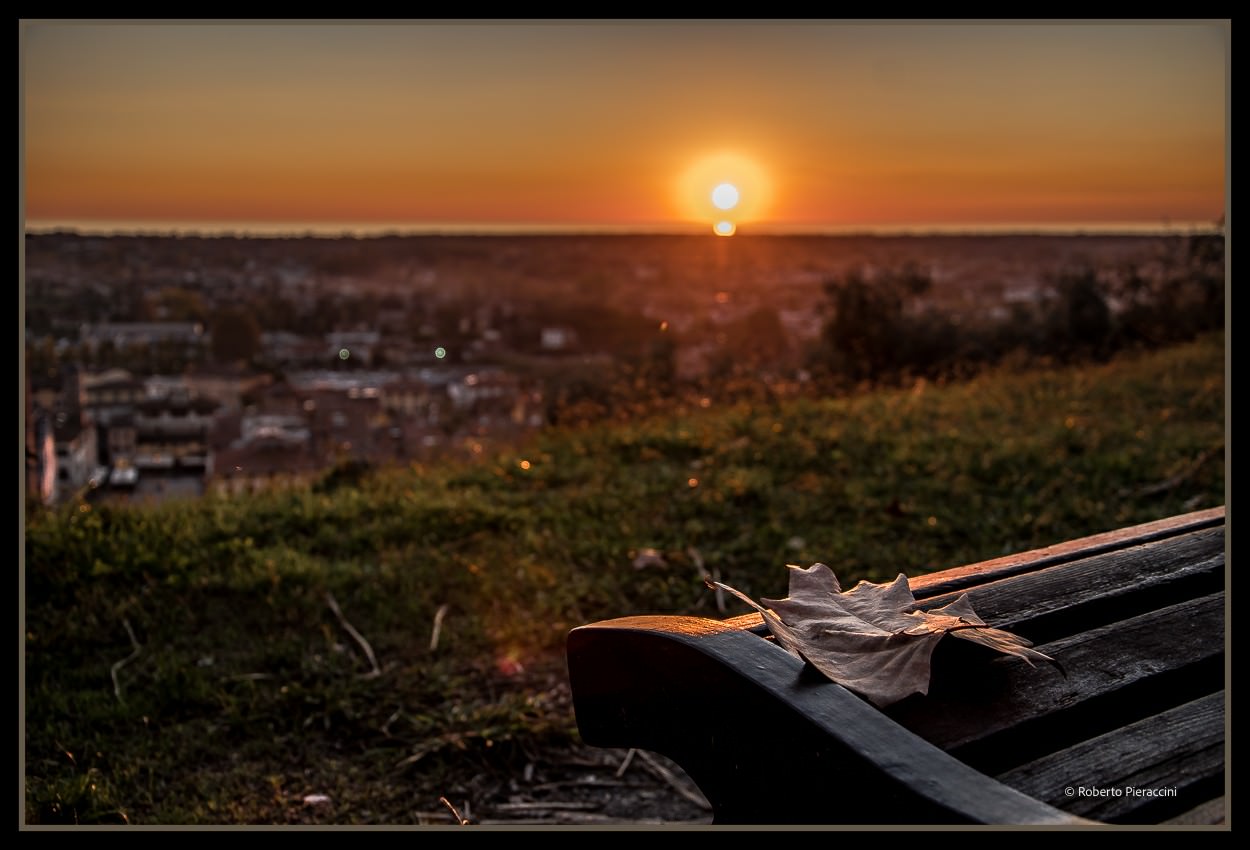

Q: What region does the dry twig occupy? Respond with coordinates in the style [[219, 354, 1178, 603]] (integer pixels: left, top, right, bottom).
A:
[[110, 618, 142, 704], [711, 568, 726, 614], [325, 591, 381, 679], [429, 603, 449, 652], [477, 815, 676, 825], [531, 779, 632, 792], [688, 547, 725, 613], [438, 795, 470, 825], [1129, 442, 1224, 498], [225, 673, 273, 682], [636, 750, 713, 811], [615, 748, 637, 777], [395, 750, 427, 769], [494, 801, 601, 812]]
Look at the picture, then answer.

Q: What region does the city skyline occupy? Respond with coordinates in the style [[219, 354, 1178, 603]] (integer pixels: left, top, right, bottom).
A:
[[21, 21, 1228, 234]]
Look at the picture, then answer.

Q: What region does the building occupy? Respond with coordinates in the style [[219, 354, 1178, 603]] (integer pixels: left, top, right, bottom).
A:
[[540, 326, 578, 352], [260, 331, 326, 368], [25, 365, 56, 505], [209, 439, 321, 496], [81, 370, 146, 466], [132, 389, 218, 475], [80, 322, 208, 359], [307, 390, 382, 461], [182, 367, 271, 411], [325, 330, 381, 365], [381, 377, 436, 422], [45, 366, 100, 502], [52, 407, 99, 502], [447, 369, 518, 411], [83, 369, 146, 409], [103, 411, 137, 467]]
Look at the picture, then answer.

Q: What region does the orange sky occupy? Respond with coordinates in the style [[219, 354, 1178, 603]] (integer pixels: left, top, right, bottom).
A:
[[21, 22, 1227, 233]]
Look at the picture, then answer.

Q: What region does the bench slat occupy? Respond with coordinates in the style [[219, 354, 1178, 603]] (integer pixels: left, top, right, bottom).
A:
[[887, 592, 1224, 773], [722, 508, 1225, 637], [915, 528, 1224, 644], [909, 507, 1225, 597], [996, 692, 1225, 823]]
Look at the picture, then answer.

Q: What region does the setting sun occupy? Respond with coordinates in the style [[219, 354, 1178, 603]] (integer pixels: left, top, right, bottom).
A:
[[711, 183, 740, 211], [677, 152, 772, 229], [713, 220, 736, 236]]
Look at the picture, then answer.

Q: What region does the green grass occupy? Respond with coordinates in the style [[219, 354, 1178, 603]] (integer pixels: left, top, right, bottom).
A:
[[24, 334, 1225, 824]]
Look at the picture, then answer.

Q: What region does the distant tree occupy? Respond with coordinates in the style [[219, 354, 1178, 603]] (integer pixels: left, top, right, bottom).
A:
[[25, 338, 59, 381], [25, 306, 52, 336], [820, 265, 933, 382], [150, 338, 193, 374], [210, 308, 262, 364], [1181, 233, 1225, 334], [94, 339, 117, 369], [301, 295, 338, 336], [253, 294, 299, 333], [639, 333, 677, 395], [723, 306, 792, 371], [1110, 264, 1167, 347], [1044, 269, 1113, 360], [145, 287, 208, 323]]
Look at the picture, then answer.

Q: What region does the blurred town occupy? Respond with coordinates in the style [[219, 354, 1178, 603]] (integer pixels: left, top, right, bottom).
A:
[[24, 231, 1216, 506]]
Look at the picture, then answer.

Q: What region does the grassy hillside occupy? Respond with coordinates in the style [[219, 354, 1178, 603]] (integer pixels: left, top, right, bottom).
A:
[[24, 334, 1225, 824]]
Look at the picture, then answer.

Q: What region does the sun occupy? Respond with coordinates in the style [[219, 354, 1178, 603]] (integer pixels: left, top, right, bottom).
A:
[[713, 220, 736, 236], [711, 183, 740, 211], [676, 151, 772, 227]]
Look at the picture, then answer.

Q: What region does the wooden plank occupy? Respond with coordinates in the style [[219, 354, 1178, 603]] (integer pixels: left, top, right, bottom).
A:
[[910, 507, 1225, 597], [996, 692, 1225, 823], [568, 616, 1084, 824], [886, 592, 1224, 773], [721, 508, 1225, 635], [914, 528, 1224, 644]]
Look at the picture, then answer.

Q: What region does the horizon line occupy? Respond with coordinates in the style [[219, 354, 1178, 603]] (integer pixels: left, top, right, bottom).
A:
[[23, 218, 1223, 240]]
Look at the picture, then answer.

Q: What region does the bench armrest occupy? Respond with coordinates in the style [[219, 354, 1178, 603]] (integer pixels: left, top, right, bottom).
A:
[[568, 615, 1086, 825]]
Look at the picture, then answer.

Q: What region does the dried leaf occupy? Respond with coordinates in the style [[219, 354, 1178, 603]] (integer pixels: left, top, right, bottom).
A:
[[710, 564, 1057, 707]]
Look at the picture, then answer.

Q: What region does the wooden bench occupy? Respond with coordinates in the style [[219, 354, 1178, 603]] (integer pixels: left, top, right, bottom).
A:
[[567, 507, 1226, 825]]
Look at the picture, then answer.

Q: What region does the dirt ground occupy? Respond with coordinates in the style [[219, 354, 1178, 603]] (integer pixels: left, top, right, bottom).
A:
[[416, 745, 713, 827]]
